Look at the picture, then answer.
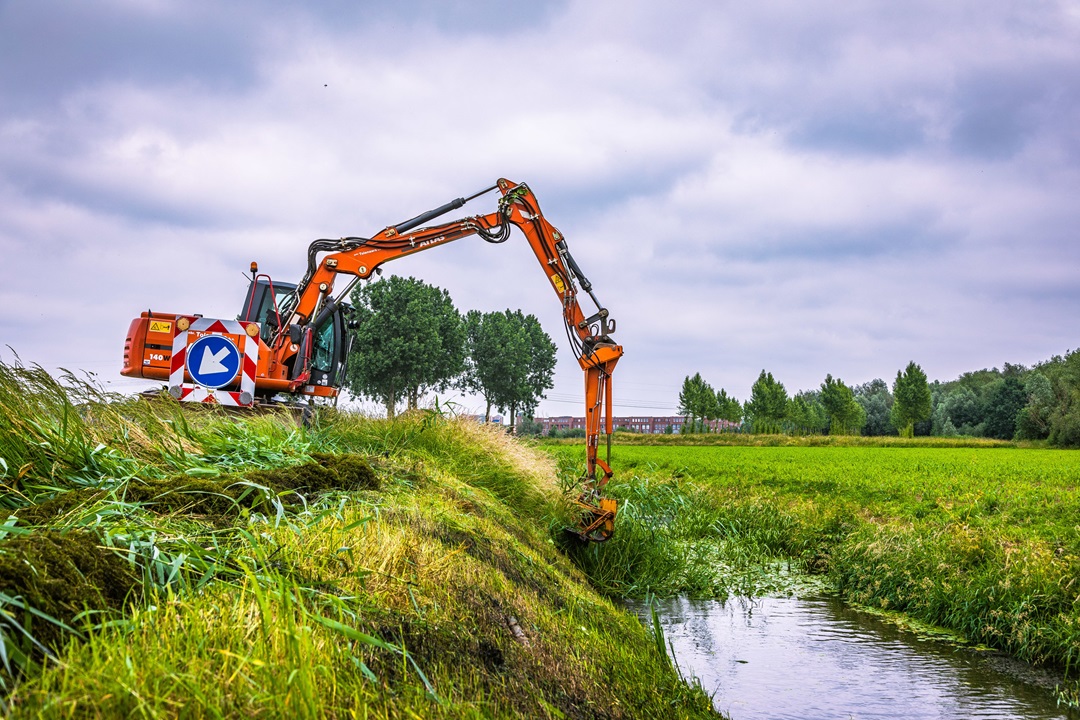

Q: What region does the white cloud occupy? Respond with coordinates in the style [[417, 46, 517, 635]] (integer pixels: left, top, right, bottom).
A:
[[2, 0, 1079, 416]]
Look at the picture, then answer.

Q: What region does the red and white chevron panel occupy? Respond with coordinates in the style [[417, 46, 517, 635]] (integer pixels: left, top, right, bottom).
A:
[[168, 316, 259, 407]]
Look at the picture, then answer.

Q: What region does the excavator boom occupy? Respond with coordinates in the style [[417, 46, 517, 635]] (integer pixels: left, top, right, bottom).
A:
[[122, 178, 622, 540]]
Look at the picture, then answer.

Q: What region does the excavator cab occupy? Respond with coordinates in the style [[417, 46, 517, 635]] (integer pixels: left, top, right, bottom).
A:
[[240, 278, 296, 344], [240, 277, 351, 394], [307, 300, 350, 390]]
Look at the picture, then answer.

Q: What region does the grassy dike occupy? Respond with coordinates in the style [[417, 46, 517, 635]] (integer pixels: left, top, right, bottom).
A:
[[0, 363, 717, 719], [548, 440, 1080, 708]]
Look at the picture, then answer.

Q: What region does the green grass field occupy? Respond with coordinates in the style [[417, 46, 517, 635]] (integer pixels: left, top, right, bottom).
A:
[[551, 442, 1080, 704]]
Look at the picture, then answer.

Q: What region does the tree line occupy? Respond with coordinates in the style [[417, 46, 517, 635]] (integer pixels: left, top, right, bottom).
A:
[[678, 350, 1080, 447], [343, 276, 556, 428], [676, 372, 742, 433]]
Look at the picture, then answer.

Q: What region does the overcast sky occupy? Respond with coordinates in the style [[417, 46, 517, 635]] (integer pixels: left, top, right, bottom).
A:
[[2, 0, 1078, 417]]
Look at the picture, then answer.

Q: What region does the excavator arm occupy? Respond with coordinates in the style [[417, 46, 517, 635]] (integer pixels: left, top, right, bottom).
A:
[[279, 178, 622, 541]]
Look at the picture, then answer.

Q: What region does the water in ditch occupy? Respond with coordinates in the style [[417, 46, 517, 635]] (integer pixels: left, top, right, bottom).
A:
[[634, 595, 1076, 720]]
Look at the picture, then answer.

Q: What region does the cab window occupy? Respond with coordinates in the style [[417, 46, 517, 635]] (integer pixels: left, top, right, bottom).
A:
[[240, 279, 297, 343]]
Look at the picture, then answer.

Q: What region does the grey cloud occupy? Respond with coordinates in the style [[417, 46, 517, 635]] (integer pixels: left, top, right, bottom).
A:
[[635, 1, 1080, 164], [949, 68, 1077, 160], [717, 216, 949, 264], [311, 0, 564, 34], [0, 2, 262, 113], [785, 108, 929, 156], [3, 156, 217, 230]]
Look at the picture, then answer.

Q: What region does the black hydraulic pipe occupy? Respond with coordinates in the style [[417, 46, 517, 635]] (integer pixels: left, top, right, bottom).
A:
[[393, 198, 465, 234], [557, 241, 593, 292], [391, 183, 499, 234], [312, 297, 338, 329]]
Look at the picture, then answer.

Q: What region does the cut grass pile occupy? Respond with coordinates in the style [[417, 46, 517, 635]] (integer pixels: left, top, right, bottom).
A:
[[0, 360, 717, 719], [551, 443, 1080, 706]]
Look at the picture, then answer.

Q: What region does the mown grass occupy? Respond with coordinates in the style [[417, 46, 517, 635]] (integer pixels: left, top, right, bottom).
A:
[[550, 442, 1080, 706], [0, 360, 717, 719]]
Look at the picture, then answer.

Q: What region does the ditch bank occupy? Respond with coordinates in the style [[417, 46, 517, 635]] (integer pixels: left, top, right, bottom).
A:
[[0, 398, 717, 719]]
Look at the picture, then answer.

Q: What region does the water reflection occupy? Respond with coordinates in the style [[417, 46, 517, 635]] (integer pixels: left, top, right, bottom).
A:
[[634, 596, 1075, 720]]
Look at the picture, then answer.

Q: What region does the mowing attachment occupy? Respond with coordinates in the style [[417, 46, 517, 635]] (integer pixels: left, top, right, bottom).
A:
[[567, 491, 617, 543]]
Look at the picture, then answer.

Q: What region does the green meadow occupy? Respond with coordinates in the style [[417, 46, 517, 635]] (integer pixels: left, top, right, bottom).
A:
[[552, 441, 1080, 704]]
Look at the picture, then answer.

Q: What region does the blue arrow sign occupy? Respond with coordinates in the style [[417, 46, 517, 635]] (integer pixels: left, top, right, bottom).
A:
[[187, 334, 241, 389]]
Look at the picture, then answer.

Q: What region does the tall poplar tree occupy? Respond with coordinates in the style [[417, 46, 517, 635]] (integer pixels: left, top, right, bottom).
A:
[[789, 391, 828, 434], [820, 374, 866, 435], [460, 309, 556, 429], [747, 370, 789, 433], [715, 388, 742, 429], [891, 361, 932, 437], [679, 373, 723, 432]]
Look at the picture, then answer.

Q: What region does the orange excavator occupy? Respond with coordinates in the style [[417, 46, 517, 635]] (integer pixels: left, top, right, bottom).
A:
[[122, 179, 621, 541]]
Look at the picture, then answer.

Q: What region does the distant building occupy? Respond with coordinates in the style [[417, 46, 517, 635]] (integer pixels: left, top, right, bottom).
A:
[[535, 415, 739, 435]]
